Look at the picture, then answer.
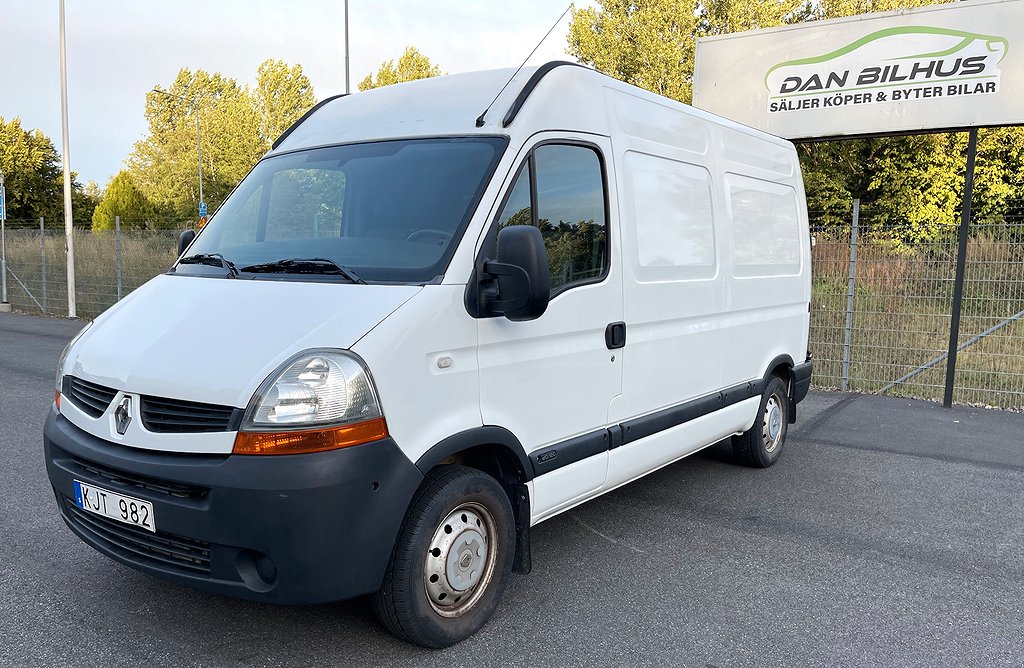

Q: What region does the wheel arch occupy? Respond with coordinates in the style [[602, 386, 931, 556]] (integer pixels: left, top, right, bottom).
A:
[[414, 426, 534, 483], [763, 353, 797, 422], [414, 426, 534, 574]]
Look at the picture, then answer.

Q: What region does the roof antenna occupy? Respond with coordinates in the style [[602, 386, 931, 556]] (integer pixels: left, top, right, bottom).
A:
[[475, 4, 572, 128]]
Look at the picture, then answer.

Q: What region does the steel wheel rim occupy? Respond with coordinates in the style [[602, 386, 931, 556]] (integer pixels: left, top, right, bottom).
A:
[[423, 501, 498, 618], [763, 394, 784, 453]]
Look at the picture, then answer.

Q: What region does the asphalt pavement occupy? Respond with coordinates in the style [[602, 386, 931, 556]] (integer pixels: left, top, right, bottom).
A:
[[1, 311, 1022, 667]]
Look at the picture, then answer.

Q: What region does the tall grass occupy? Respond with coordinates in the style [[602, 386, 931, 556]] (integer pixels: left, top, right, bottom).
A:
[[3, 226, 178, 319], [811, 228, 1024, 408]]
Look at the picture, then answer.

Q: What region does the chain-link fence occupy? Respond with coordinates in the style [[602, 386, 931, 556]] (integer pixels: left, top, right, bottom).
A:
[[810, 198, 1024, 409], [5, 203, 1024, 408], [0, 218, 187, 320]]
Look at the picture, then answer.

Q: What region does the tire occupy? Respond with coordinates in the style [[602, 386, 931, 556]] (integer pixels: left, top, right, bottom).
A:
[[732, 375, 790, 468], [371, 465, 516, 648]]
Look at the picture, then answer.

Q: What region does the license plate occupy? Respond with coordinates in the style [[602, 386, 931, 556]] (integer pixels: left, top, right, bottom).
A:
[[73, 480, 156, 533]]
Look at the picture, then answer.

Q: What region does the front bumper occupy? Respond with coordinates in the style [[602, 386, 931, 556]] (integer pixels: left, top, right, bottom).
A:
[[44, 409, 423, 604]]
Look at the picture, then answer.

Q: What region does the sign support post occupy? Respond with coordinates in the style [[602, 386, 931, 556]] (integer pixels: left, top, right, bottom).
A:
[[943, 128, 979, 408]]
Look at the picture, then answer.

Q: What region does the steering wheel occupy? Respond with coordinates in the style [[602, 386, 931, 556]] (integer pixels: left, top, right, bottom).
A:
[[406, 229, 453, 244]]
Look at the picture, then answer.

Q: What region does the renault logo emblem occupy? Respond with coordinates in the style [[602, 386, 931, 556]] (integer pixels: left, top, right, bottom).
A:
[[114, 396, 132, 435]]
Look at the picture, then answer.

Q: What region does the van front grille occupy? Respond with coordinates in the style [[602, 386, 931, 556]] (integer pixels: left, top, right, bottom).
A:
[[71, 456, 208, 500], [140, 396, 239, 433], [63, 498, 211, 576], [65, 376, 117, 418]]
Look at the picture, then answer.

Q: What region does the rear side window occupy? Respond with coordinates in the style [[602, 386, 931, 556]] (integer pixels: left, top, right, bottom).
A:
[[495, 144, 608, 295], [623, 151, 716, 281], [727, 174, 801, 277]]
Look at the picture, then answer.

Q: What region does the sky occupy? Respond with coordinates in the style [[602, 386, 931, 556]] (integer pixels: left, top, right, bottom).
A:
[[0, 1, 594, 188]]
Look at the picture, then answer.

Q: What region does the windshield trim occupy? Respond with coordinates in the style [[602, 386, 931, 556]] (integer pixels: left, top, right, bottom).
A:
[[172, 135, 511, 285]]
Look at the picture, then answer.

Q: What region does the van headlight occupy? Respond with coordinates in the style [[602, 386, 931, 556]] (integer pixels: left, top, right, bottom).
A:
[[234, 349, 388, 455], [55, 321, 93, 391]]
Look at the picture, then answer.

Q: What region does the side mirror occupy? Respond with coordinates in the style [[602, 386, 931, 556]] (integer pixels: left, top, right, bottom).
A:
[[178, 229, 196, 257], [484, 226, 549, 321]]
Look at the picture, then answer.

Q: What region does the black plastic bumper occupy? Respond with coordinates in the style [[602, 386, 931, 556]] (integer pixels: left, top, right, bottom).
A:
[[44, 410, 423, 604], [792, 360, 813, 405]]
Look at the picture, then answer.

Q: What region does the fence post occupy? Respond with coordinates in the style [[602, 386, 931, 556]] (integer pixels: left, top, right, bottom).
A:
[[841, 199, 860, 392], [40, 217, 47, 313], [0, 198, 8, 310], [115, 215, 123, 301]]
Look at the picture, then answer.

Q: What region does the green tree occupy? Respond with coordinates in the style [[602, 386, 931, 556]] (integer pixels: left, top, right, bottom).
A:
[[358, 46, 442, 91], [126, 60, 315, 222], [568, 0, 702, 103], [255, 59, 317, 144], [815, 0, 953, 21], [0, 116, 88, 223], [91, 170, 156, 231]]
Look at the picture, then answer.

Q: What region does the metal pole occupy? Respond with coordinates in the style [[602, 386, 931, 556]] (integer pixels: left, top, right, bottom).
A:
[[344, 0, 350, 94], [841, 199, 860, 392], [0, 177, 8, 307], [115, 215, 123, 301], [196, 111, 203, 214], [943, 127, 978, 409], [59, 0, 77, 318], [40, 217, 46, 313]]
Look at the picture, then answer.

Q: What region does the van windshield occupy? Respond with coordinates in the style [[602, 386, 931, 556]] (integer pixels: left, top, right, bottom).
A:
[[178, 137, 507, 283]]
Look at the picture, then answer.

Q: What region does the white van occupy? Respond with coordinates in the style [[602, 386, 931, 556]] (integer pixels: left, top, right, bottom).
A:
[[45, 62, 812, 647]]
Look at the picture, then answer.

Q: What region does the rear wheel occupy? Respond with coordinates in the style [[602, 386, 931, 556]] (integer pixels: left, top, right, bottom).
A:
[[372, 465, 515, 648], [733, 375, 789, 468]]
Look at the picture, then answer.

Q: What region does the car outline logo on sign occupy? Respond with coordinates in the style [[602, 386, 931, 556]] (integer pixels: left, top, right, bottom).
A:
[[114, 396, 132, 435], [764, 26, 1008, 113]]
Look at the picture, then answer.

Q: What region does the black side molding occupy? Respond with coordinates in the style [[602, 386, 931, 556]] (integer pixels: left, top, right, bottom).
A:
[[271, 93, 348, 150], [524, 379, 768, 476], [501, 61, 586, 128], [531, 429, 610, 476], [420, 359, 810, 483], [620, 379, 766, 447]]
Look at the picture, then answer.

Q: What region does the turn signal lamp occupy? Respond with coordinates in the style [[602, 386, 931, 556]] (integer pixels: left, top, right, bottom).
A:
[[234, 350, 387, 455], [233, 417, 388, 455]]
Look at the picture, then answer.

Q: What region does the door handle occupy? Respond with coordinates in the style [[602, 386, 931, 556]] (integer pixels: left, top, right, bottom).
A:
[[605, 322, 626, 349]]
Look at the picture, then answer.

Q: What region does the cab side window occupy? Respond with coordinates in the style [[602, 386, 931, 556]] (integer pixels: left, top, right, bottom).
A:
[[495, 144, 608, 294]]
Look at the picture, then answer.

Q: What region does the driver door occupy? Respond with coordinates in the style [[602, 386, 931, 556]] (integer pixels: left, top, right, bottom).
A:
[[476, 135, 623, 522]]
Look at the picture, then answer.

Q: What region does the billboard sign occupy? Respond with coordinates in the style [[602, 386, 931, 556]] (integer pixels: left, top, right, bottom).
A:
[[693, 0, 1024, 140]]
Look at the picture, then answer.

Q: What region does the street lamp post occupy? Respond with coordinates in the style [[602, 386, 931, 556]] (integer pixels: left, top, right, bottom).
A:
[[0, 168, 9, 311], [151, 89, 204, 217], [59, 0, 76, 318], [344, 0, 350, 94]]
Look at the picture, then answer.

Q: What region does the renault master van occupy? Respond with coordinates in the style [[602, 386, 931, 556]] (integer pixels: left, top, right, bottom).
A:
[[45, 62, 812, 648]]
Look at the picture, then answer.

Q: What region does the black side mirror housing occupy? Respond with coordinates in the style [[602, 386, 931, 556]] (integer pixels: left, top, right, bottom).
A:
[[484, 226, 550, 321], [178, 229, 196, 257]]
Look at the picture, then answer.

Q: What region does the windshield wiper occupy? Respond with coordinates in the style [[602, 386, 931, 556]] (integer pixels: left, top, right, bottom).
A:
[[238, 258, 366, 284], [177, 253, 239, 278]]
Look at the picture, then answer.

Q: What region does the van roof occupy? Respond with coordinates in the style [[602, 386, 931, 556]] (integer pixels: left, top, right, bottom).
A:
[[270, 62, 793, 154]]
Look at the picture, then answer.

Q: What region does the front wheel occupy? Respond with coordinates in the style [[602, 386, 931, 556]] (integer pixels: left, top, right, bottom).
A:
[[371, 465, 515, 648], [732, 375, 789, 468]]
